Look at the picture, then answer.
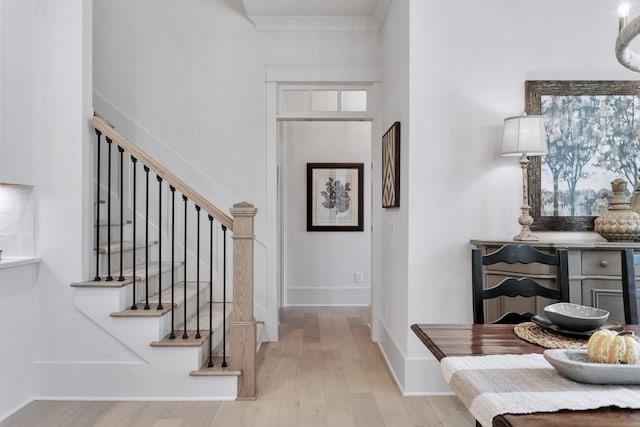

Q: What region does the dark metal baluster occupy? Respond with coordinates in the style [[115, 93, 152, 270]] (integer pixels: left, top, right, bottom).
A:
[[131, 156, 138, 310], [195, 205, 201, 339], [208, 214, 214, 367], [170, 186, 176, 339], [183, 195, 189, 339], [144, 166, 150, 310], [118, 146, 125, 281], [105, 137, 113, 281], [157, 176, 163, 310], [94, 129, 102, 282], [221, 224, 227, 368]]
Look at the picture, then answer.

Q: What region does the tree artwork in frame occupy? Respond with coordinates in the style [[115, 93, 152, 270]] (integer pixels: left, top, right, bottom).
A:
[[307, 163, 364, 232], [382, 121, 400, 208], [525, 80, 640, 231]]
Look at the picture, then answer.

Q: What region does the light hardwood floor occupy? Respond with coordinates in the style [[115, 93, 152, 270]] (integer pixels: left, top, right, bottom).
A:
[[0, 307, 474, 427]]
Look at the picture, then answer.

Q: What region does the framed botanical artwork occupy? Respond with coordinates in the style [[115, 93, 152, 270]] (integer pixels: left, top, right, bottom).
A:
[[307, 163, 364, 232], [382, 121, 401, 208], [525, 80, 640, 231]]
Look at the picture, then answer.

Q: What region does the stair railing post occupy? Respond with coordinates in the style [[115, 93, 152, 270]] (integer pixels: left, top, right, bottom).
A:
[[105, 137, 113, 281], [229, 202, 257, 400], [117, 146, 125, 281], [157, 175, 164, 310], [195, 205, 201, 339], [94, 129, 102, 282]]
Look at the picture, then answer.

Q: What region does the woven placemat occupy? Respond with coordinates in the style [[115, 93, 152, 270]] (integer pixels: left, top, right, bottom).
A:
[[514, 322, 587, 349]]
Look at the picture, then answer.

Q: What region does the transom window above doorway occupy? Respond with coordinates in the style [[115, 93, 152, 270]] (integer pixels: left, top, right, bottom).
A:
[[278, 85, 370, 117]]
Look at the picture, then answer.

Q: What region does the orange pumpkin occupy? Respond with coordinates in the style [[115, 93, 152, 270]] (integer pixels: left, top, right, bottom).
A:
[[587, 329, 640, 364]]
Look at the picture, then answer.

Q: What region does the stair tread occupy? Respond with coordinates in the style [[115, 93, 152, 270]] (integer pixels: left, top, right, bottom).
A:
[[110, 281, 208, 317], [148, 281, 209, 306], [183, 301, 232, 331], [190, 357, 240, 376], [71, 275, 138, 288], [151, 302, 232, 345], [151, 330, 209, 347], [96, 219, 132, 226], [122, 260, 181, 278], [96, 240, 157, 254], [71, 261, 181, 287], [111, 302, 175, 317]]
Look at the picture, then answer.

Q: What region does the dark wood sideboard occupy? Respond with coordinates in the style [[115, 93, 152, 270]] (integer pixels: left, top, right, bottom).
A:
[[471, 239, 640, 323]]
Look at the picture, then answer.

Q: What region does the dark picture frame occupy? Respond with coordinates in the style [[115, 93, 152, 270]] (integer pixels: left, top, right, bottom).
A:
[[382, 121, 401, 208], [525, 80, 640, 231], [307, 163, 364, 232]]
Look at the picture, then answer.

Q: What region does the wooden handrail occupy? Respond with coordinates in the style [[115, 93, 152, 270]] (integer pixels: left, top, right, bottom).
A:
[[92, 115, 234, 231]]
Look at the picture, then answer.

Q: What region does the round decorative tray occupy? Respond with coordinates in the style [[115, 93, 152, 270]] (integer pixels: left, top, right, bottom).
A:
[[544, 349, 640, 384]]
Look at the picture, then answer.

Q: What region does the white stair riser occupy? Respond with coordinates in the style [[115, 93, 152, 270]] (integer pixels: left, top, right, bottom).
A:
[[97, 222, 133, 243], [206, 328, 230, 367], [160, 284, 209, 337], [98, 243, 158, 276], [151, 345, 204, 372], [75, 286, 220, 370], [124, 264, 185, 308]]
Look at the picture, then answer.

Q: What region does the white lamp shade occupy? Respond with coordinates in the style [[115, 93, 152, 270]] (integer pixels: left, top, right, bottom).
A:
[[501, 115, 548, 156]]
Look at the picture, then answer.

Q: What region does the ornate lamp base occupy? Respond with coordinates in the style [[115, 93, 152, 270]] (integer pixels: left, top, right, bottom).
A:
[[513, 155, 538, 241], [513, 229, 539, 241]]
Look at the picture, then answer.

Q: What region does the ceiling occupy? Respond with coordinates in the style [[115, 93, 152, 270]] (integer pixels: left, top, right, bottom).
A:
[[241, 0, 390, 31]]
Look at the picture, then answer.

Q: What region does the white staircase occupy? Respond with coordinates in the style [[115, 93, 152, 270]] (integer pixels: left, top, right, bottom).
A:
[[71, 219, 240, 400], [77, 116, 259, 400]]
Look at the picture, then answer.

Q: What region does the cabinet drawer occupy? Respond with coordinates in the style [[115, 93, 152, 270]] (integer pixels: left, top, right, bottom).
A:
[[581, 251, 622, 276]]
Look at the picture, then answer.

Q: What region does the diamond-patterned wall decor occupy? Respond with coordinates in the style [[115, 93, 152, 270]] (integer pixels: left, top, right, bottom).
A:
[[382, 121, 400, 208]]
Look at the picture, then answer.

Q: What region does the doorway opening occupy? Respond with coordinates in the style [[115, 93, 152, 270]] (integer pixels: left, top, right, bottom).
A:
[[279, 120, 372, 306]]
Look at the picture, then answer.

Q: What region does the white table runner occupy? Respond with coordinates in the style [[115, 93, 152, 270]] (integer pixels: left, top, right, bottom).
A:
[[441, 353, 640, 427]]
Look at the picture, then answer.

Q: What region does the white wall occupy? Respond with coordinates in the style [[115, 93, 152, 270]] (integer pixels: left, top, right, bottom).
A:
[[93, 0, 380, 219], [31, 0, 140, 396], [283, 121, 371, 306], [376, 0, 640, 394], [91, 0, 640, 398], [377, 0, 411, 388], [93, 0, 381, 340]]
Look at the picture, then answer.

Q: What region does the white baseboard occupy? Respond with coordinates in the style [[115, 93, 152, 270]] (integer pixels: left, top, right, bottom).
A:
[[375, 316, 453, 395], [32, 362, 237, 400], [285, 286, 370, 306], [0, 398, 33, 423], [32, 395, 236, 402], [376, 318, 406, 391]]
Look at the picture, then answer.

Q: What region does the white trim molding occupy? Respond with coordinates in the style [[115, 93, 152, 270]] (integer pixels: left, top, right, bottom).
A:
[[285, 286, 371, 306], [247, 15, 379, 32], [265, 65, 381, 83], [241, 0, 391, 32]]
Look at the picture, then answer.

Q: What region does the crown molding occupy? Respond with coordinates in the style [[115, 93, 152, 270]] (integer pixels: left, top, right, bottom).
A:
[[241, 0, 390, 32], [246, 15, 379, 32]]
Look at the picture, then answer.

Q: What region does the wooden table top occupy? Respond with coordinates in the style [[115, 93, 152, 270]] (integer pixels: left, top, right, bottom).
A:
[[411, 323, 640, 427]]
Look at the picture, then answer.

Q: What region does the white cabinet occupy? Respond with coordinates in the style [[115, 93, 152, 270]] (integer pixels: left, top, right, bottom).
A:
[[0, 0, 35, 186], [0, 259, 37, 418]]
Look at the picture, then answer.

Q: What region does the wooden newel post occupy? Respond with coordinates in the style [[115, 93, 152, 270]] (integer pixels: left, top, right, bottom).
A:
[[229, 202, 257, 400]]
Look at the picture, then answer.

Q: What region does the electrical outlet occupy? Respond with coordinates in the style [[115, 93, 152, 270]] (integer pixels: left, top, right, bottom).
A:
[[354, 272, 364, 284]]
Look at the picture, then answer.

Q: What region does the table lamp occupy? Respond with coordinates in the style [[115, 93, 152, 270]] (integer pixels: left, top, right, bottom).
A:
[[501, 114, 548, 241]]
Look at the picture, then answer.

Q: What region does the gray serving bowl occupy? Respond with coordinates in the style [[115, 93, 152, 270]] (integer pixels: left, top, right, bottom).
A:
[[543, 302, 609, 332]]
